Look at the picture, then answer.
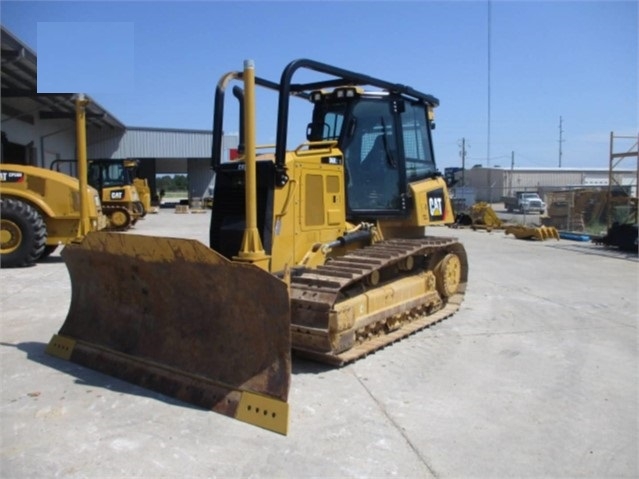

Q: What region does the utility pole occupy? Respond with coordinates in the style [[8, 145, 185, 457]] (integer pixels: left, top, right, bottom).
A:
[[486, 0, 493, 201], [558, 116, 564, 168], [509, 151, 514, 196], [459, 137, 467, 186]]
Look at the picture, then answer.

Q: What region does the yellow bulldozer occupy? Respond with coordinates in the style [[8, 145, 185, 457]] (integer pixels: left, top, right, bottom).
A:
[[47, 60, 469, 434], [1, 96, 108, 267]]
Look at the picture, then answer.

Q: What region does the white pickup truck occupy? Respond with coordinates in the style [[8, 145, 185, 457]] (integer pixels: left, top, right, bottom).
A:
[[503, 192, 546, 214]]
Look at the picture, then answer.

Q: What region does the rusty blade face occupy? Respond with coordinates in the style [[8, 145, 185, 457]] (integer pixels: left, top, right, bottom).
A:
[[51, 232, 291, 432]]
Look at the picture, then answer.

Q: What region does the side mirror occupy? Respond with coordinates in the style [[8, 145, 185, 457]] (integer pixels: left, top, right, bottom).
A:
[[306, 122, 315, 141]]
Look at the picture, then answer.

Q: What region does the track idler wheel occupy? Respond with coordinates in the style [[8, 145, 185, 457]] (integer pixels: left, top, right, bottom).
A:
[[434, 253, 462, 298]]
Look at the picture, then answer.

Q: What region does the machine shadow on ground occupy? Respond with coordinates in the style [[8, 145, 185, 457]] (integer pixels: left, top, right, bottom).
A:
[[4, 341, 214, 411]]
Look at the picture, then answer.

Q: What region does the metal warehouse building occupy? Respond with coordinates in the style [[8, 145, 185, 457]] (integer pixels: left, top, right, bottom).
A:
[[460, 166, 638, 203], [1, 25, 238, 200], [84, 127, 239, 199]]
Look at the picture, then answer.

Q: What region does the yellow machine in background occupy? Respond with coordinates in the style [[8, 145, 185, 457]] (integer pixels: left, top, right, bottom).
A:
[[132, 177, 152, 213], [88, 159, 145, 229], [1, 96, 107, 267], [47, 59, 469, 434], [51, 157, 150, 227], [453, 201, 504, 231], [124, 159, 155, 215], [453, 202, 560, 241], [505, 224, 560, 241], [0, 165, 107, 266]]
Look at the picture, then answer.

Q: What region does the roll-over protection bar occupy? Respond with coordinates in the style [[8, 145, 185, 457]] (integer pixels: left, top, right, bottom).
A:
[[211, 58, 440, 187]]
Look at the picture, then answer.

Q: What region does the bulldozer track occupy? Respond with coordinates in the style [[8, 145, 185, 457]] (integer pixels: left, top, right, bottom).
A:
[[290, 236, 468, 366]]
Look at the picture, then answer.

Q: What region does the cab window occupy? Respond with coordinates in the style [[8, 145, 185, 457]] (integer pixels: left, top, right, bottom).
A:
[[342, 99, 401, 212], [321, 111, 344, 140], [401, 102, 437, 181]]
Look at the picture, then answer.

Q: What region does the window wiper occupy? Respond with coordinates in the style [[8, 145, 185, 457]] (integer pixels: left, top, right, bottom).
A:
[[380, 117, 397, 168]]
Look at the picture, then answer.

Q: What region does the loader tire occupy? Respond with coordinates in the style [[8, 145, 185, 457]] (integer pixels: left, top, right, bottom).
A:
[[0, 198, 47, 268], [108, 207, 131, 230], [39, 245, 58, 260]]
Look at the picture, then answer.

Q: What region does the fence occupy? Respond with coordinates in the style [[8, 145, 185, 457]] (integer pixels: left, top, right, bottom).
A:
[[451, 184, 637, 233]]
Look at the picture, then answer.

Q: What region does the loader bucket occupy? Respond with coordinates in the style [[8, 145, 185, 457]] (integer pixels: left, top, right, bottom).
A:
[[46, 232, 291, 434]]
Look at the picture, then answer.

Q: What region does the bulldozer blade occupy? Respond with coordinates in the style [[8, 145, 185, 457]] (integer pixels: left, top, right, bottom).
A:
[[46, 232, 291, 434]]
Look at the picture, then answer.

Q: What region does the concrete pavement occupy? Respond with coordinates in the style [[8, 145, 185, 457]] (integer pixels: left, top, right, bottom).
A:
[[1, 210, 637, 478]]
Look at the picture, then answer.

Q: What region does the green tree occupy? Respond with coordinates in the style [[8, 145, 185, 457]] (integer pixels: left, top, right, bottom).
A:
[[173, 175, 187, 190], [156, 174, 188, 192]]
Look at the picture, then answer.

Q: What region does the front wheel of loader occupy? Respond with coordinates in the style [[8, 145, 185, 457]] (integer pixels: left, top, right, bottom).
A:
[[39, 245, 58, 260], [434, 253, 462, 298], [0, 198, 47, 268], [108, 208, 131, 230]]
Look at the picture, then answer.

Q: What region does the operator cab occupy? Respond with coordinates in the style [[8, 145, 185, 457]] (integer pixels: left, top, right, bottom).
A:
[[88, 160, 133, 190], [307, 88, 438, 218]]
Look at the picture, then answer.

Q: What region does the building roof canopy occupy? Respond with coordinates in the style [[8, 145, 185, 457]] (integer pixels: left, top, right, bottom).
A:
[[1, 25, 125, 130]]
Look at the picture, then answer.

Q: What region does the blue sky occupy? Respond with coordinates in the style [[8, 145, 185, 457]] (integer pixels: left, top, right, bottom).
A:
[[1, 1, 637, 170]]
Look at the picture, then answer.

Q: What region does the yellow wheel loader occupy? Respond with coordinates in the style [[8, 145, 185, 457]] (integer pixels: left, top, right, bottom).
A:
[[0, 165, 107, 267], [47, 59, 469, 434], [1, 97, 107, 267]]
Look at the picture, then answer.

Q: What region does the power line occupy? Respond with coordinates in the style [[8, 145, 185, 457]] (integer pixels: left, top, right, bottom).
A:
[[458, 137, 468, 186]]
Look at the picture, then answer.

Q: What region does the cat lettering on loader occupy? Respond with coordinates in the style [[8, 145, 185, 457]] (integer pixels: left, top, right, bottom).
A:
[[46, 60, 469, 434]]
